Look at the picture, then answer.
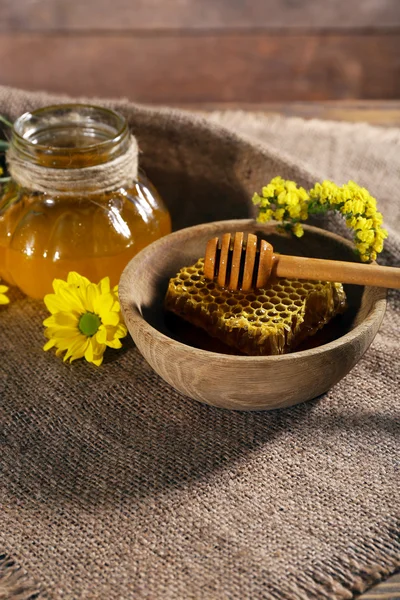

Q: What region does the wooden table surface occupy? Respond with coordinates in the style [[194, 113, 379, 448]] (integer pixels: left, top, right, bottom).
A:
[[1, 0, 399, 104], [185, 100, 400, 128]]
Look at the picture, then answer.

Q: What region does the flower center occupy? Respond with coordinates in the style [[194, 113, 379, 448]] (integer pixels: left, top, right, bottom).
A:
[[79, 312, 101, 337]]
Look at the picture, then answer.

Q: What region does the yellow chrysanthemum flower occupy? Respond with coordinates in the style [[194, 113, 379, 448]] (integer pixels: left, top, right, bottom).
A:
[[43, 272, 127, 366], [0, 281, 9, 304]]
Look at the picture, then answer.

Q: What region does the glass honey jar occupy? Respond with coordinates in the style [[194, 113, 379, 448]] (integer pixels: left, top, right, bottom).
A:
[[0, 104, 171, 298]]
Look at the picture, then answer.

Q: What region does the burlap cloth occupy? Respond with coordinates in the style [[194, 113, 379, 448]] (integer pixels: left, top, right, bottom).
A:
[[0, 86, 399, 600]]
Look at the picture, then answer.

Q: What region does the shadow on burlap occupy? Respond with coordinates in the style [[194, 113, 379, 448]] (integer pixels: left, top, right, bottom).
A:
[[0, 86, 399, 600]]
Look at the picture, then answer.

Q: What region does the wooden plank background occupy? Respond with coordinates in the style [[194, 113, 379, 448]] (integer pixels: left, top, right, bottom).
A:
[[0, 0, 399, 104]]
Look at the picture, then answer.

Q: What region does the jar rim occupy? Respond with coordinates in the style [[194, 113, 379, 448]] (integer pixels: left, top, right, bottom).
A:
[[13, 103, 128, 153]]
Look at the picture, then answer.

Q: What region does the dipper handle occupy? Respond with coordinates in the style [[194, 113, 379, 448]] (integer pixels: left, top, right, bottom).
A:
[[204, 232, 400, 290]]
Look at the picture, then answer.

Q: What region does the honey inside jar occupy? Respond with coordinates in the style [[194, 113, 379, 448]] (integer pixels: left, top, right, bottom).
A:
[[0, 104, 171, 298]]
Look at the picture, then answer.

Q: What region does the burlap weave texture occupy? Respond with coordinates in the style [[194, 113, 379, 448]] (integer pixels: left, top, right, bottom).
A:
[[0, 86, 399, 600]]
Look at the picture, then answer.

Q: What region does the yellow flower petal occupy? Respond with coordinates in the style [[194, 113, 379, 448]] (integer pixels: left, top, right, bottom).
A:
[[106, 338, 123, 350], [91, 356, 104, 367], [43, 339, 57, 351], [84, 337, 106, 365], [95, 326, 107, 345], [45, 326, 79, 339], [52, 278, 69, 295], [101, 311, 120, 327], [45, 287, 84, 314], [99, 276, 111, 295], [85, 283, 100, 313], [94, 291, 114, 316], [45, 312, 80, 328], [115, 322, 128, 338], [63, 337, 89, 362], [67, 272, 91, 288]]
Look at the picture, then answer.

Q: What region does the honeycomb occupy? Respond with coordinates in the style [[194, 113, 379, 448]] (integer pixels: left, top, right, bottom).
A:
[[164, 258, 347, 355]]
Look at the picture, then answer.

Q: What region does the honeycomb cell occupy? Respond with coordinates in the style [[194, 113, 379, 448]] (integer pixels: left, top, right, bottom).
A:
[[165, 259, 347, 356], [262, 302, 274, 310], [223, 312, 233, 320]]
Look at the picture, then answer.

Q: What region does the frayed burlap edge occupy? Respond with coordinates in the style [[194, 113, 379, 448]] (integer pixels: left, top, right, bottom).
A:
[[0, 552, 48, 600]]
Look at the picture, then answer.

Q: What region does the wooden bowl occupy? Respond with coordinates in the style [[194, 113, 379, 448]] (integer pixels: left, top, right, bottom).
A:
[[119, 219, 386, 411]]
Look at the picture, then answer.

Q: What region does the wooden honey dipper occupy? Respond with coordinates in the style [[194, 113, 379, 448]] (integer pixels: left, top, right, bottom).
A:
[[204, 232, 400, 291]]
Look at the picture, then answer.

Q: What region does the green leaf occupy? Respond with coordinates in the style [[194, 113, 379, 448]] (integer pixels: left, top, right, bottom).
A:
[[0, 115, 13, 128], [0, 140, 9, 150]]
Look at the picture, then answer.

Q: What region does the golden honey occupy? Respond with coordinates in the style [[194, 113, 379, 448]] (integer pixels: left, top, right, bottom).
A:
[[0, 105, 171, 298], [165, 258, 347, 355]]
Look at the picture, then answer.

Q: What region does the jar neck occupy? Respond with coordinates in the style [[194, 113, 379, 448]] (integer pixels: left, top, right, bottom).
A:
[[11, 104, 131, 169]]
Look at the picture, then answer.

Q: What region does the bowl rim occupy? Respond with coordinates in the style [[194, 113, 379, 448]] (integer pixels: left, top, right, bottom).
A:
[[119, 219, 387, 363]]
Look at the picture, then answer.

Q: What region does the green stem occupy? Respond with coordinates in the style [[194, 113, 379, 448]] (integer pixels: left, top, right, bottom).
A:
[[0, 115, 13, 128]]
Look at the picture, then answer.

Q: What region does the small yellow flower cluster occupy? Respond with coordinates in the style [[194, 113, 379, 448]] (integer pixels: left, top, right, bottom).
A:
[[253, 177, 388, 262], [43, 272, 127, 366], [253, 176, 309, 236]]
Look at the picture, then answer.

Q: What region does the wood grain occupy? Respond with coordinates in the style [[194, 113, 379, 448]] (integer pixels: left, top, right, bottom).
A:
[[1, 0, 399, 30], [204, 233, 400, 290], [0, 33, 399, 103], [359, 572, 400, 599], [119, 220, 386, 410], [194, 101, 400, 126]]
